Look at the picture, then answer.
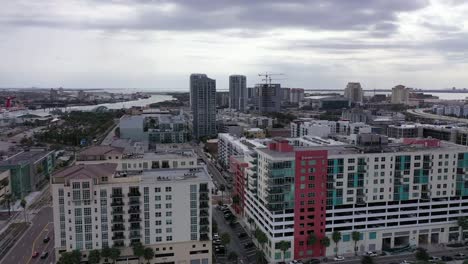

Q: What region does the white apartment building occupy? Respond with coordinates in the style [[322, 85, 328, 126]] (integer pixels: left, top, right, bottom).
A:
[[235, 137, 468, 263], [52, 164, 212, 264], [391, 85, 411, 105], [344, 82, 363, 104]]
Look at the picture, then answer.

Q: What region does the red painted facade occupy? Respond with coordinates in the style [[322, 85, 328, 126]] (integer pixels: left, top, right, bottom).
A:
[[293, 150, 328, 259], [230, 156, 249, 216]]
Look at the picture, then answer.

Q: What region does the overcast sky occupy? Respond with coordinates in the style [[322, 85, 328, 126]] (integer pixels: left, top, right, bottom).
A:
[[1, 0, 467, 91]]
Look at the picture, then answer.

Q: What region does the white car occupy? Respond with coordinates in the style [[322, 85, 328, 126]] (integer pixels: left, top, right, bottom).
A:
[[288, 261, 302, 264], [365, 251, 378, 257], [334, 256, 345, 261], [399, 260, 413, 264]]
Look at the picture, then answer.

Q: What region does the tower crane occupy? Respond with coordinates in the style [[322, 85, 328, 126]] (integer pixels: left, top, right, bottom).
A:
[[258, 72, 286, 85]]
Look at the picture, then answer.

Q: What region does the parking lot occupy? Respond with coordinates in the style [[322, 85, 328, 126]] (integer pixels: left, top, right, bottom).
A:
[[213, 205, 257, 264]]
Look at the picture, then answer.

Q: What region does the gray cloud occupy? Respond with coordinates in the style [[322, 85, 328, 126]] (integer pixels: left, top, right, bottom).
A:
[[1, 0, 429, 36]]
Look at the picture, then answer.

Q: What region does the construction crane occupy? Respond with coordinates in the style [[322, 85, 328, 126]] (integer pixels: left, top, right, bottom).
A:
[[258, 72, 286, 85]]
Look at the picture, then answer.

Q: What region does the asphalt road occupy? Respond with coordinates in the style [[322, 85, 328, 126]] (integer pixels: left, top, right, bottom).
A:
[[407, 108, 468, 124], [213, 207, 257, 264], [193, 144, 230, 191], [1, 206, 54, 264]]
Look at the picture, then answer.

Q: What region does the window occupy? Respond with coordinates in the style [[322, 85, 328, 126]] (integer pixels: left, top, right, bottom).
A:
[[166, 228, 172, 233], [155, 220, 162, 225], [166, 203, 172, 209], [166, 195, 172, 200], [155, 212, 162, 217], [166, 219, 172, 225], [156, 229, 162, 233], [155, 187, 161, 192], [167, 236, 172, 241], [165, 187, 172, 192], [155, 196, 161, 201], [369, 232, 377, 239], [156, 237, 162, 242], [155, 204, 161, 209], [343, 234, 350, 242], [166, 212, 172, 217]]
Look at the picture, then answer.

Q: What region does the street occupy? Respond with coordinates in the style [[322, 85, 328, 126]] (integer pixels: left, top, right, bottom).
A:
[[0, 206, 54, 264]]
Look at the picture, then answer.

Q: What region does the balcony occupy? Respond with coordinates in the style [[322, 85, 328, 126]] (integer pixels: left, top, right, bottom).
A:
[[129, 224, 141, 230], [199, 202, 209, 208], [111, 225, 125, 231], [200, 234, 209, 241], [111, 193, 123, 198], [200, 218, 209, 226], [129, 233, 141, 239], [199, 184, 209, 192], [129, 217, 142, 222], [112, 235, 125, 240], [200, 226, 209, 233], [199, 194, 209, 201], [111, 218, 124, 223], [128, 191, 141, 197], [200, 209, 209, 217], [128, 199, 141, 205], [112, 209, 124, 215], [111, 201, 124, 207], [128, 208, 141, 214]]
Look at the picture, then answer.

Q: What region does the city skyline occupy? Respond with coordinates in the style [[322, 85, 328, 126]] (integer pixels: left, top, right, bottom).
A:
[[1, 0, 468, 90]]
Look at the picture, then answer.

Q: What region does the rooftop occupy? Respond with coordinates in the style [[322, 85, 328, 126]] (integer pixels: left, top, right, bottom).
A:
[[0, 150, 52, 166], [53, 163, 117, 180], [78, 146, 124, 156], [139, 167, 210, 183], [122, 149, 196, 160]]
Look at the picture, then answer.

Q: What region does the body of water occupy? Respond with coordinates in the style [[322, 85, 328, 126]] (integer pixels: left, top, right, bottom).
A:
[[309, 91, 468, 101], [10, 94, 174, 117]]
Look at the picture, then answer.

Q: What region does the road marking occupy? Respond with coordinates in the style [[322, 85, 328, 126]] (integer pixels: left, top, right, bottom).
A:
[[26, 222, 52, 264]]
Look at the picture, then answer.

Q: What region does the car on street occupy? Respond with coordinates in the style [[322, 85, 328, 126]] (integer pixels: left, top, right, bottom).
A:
[[40, 252, 49, 259], [441, 255, 453, 261], [213, 239, 221, 245], [306, 259, 320, 264], [399, 260, 413, 264], [429, 256, 441, 262], [32, 251, 39, 258], [365, 251, 378, 257], [213, 233, 219, 239], [289, 260, 303, 264], [333, 256, 345, 261], [215, 245, 225, 254], [244, 242, 255, 249], [43, 236, 50, 243]]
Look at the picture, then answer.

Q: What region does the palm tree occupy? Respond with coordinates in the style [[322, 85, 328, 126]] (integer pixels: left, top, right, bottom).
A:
[[278, 241, 290, 262], [320, 237, 331, 256], [88, 249, 101, 264], [458, 216, 468, 242], [332, 231, 342, 257], [20, 198, 27, 222], [132, 242, 145, 263], [308, 232, 317, 246], [109, 247, 121, 264], [352, 231, 361, 256], [143, 247, 154, 264], [101, 246, 111, 262], [221, 232, 231, 247]]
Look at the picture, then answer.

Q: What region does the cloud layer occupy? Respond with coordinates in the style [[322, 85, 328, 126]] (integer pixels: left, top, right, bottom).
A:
[[0, 0, 467, 90]]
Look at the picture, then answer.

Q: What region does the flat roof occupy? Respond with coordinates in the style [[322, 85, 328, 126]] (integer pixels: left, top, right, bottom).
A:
[[140, 167, 210, 183], [0, 150, 52, 166]]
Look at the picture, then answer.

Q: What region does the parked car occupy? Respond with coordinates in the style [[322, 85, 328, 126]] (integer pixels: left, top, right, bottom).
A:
[[40, 252, 49, 259], [213, 239, 221, 245], [399, 260, 413, 264], [333, 256, 345, 261], [307, 259, 320, 264], [43, 236, 50, 243], [441, 255, 453, 261], [32, 251, 39, 258], [215, 245, 225, 254], [213, 233, 219, 239], [455, 252, 466, 260], [289, 260, 303, 264], [244, 242, 255, 249], [365, 251, 378, 257]]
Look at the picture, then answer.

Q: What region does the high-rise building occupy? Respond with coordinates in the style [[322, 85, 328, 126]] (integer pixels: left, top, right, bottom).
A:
[[190, 74, 217, 139], [52, 163, 213, 263], [229, 75, 247, 112], [391, 85, 411, 104], [344, 82, 363, 104], [256, 83, 282, 113], [290, 88, 305, 104], [231, 137, 468, 263]]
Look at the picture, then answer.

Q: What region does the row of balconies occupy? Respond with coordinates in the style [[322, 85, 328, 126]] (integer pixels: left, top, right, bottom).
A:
[[111, 200, 141, 207], [110, 191, 141, 198]]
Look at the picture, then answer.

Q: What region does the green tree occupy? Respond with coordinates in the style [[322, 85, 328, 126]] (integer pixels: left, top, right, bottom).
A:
[[20, 198, 27, 222], [221, 232, 231, 247], [278, 241, 290, 262], [88, 249, 101, 264], [132, 242, 145, 263], [143, 247, 154, 264], [361, 256, 374, 264], [228, 251, 238, 263], [109, 247, 121, 264], [101, 246, 111, 260], [320, 237, 331, 250], [463, 260, 468, 264], [308, 232, 317, 246], [255, 249, 267, 264], [254, 228, 268, 249], [332, 231, 342, 257], [415, 247, 430, 262], [458, 216, 468, 241], [352, 231, 361, 256]]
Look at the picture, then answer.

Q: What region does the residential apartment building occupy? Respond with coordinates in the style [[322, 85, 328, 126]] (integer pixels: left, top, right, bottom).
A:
[[190, 74, 217, 139], [290, 88, 305, 104], [52, 164, 212, 264], [391, 85, 411, 104], [229, 75, 247, 112], [387, 123, 468, 146], [344, 82, 363, 104], [230, 137, 468, 263], [0, 149, 55, 199]]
